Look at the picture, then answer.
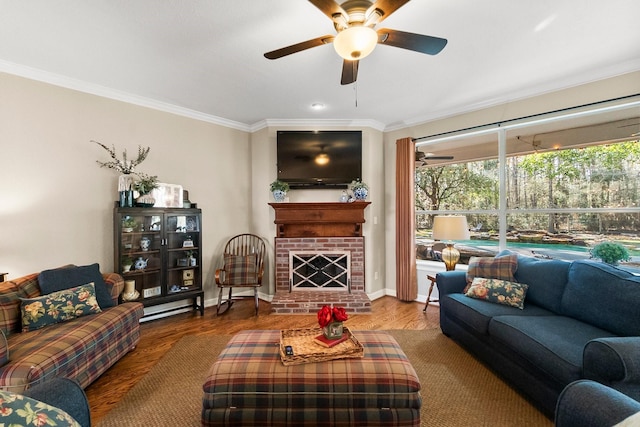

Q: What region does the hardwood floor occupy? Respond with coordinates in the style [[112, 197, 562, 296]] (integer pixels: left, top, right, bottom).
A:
[[85, 296, 440, 424]]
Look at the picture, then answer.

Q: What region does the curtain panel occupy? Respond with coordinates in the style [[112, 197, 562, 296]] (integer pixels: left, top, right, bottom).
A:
[[395, 137, 417, 301]]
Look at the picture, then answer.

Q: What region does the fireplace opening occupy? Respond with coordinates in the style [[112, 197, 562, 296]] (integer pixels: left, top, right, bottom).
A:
[[290, 251, 350, 292]]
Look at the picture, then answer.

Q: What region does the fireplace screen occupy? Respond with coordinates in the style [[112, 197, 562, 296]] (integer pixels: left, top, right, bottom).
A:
[[289, 251, 350, 292]]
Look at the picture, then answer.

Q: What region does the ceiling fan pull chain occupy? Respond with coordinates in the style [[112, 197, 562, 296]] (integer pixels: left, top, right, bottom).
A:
[[354, 81, 358, 108]]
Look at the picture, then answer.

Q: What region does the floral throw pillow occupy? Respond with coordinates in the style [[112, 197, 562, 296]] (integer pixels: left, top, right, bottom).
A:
[[465, 277, 529, 309], [0, 390, 80, 427], [464, 252, 518, 293], [223, 253, 258, 285], [20, 283, 102, 332]]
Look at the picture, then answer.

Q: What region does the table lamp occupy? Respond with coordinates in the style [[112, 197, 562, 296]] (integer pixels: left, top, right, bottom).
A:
[[432, 215, 470, 270]]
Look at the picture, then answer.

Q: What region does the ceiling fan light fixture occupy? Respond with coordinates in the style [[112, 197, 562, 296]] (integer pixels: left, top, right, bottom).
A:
[[315, 152, 330, 165], [333, 26, 378, 60]]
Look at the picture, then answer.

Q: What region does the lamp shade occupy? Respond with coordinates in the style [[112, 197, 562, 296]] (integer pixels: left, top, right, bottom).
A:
[[333, 26, 378, 60], [432, 215, 470, 241]]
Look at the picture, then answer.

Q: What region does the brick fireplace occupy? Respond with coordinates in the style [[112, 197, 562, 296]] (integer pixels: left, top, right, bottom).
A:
[[269, 202, 372, 314]]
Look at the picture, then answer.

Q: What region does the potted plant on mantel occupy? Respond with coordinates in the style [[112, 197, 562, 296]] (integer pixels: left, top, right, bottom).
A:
[[270, 180, 290, 202], [350, 179, 369, 201]]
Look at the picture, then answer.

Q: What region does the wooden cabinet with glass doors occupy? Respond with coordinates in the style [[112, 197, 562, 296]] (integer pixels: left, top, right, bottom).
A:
[[114, 206, 204, 316]]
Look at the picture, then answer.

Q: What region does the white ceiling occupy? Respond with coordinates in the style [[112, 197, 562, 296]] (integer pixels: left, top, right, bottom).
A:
[[1, 0, 639, 131]]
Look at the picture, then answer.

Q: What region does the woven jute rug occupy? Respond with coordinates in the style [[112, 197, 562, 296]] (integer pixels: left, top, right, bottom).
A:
[[97, 329, 551, 427]]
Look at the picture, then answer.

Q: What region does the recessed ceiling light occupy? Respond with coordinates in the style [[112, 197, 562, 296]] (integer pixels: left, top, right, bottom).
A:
[[311, 103, 325, 110]]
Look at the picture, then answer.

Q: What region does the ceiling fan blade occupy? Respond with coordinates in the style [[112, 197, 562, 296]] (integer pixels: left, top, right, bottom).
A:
[[308, 0, 347, 20], [425, 155, 454, 160], [341, 59, 359, 85], [368, 0, 410, 24], [378, 28, 447, 55], [415, 150, 454, 163], [264, 35, 334, 59]]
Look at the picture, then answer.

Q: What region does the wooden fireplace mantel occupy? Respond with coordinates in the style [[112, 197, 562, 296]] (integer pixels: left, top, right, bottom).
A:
[[269, 202, 371, 238]]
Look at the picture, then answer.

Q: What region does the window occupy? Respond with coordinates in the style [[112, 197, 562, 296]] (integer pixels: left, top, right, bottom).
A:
[[415, 98, 640, 270]]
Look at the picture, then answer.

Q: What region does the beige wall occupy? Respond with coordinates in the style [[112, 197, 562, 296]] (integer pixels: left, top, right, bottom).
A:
[[2, 70, 637, 307], [0, 72, 250, 306]]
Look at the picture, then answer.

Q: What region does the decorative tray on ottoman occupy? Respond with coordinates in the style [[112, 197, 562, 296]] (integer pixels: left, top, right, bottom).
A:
[[279, 327, 364, 366]]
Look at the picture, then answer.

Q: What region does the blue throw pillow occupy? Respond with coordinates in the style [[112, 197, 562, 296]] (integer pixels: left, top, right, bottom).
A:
[[38, 263, 114, 308]]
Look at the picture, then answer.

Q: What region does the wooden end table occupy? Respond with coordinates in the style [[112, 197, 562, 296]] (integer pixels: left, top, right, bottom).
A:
[[423, 274, 438, 312]]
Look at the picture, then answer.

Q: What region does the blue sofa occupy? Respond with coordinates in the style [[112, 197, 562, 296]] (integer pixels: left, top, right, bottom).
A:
[[555, 380, 640, 427], [436, 254, 640, 418]]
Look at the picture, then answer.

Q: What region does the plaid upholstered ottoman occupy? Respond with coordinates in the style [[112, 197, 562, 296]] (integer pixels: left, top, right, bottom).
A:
[[201, 330, 421, 427]]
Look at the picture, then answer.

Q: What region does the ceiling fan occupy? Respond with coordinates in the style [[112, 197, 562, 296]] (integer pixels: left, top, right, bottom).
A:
[[415, 149, 453, 167], [264, 0, 448, 85]]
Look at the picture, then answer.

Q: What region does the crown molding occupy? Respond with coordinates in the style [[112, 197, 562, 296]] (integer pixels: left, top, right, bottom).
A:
[[0, 60, 251, 132], [251, 118, 385, 132]]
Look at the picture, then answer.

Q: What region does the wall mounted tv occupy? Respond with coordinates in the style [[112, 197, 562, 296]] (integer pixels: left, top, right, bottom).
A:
[[277, 130, 362, 189]]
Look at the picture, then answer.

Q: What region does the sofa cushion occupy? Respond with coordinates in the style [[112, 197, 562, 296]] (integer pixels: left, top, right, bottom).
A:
[[514, 255, 570, 313], [560, 260, 640, 336], [38, 263, 114, 309], [0, 330, 8, 367], [11, 273, 42, 298], [102, 272, 124, 305], [0, 288, 26, 337], [0, 275, 41, 337], [489, 315, 617, 386], [440, 293, 553, 335], [20, 283, 102, 332], [465, 277, 529, 309], [465, 252, 518, 292], [223, 253, 258, 285]]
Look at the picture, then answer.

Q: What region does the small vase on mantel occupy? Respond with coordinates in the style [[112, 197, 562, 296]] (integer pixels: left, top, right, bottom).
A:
[[323, 322, 344, 340], [272, 190, 287, 203], [349, 180, 369, 202]]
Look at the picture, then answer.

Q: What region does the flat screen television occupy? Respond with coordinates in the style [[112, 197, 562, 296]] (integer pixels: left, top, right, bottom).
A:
[[277, 130, 362, 189]]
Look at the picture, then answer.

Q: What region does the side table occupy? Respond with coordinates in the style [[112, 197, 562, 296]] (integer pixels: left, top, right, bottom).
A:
[[423, 274, 438, 312]]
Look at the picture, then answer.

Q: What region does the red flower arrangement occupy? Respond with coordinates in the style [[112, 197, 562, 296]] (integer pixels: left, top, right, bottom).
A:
[[317, 305, 349, 328]]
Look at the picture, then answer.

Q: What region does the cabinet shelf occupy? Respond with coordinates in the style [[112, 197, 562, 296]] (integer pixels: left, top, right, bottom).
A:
[[168, 265, 198, 271], [124, 250, 161, 256], [114, 206, 204, 316], [122, 231, 161, 236], [168, 247, 200, 252], [122, 268, 161, 276]]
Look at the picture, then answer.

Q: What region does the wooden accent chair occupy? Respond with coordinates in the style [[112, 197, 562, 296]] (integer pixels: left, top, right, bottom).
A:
[[215, 234, 266, 316]]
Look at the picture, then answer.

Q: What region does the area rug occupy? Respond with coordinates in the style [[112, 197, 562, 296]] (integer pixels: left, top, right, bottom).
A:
[[97, 329, 552, 427]]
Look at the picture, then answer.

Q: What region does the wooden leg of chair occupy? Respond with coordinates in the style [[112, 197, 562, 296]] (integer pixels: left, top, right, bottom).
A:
[[228, 287, 234, 310], [254, 289, 259, 316], [217, 287, 224, 315], [217, 287, 235, 315]]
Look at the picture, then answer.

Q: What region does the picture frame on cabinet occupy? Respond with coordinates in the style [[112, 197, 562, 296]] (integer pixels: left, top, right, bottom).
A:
[[150, 183, 183, 208]]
